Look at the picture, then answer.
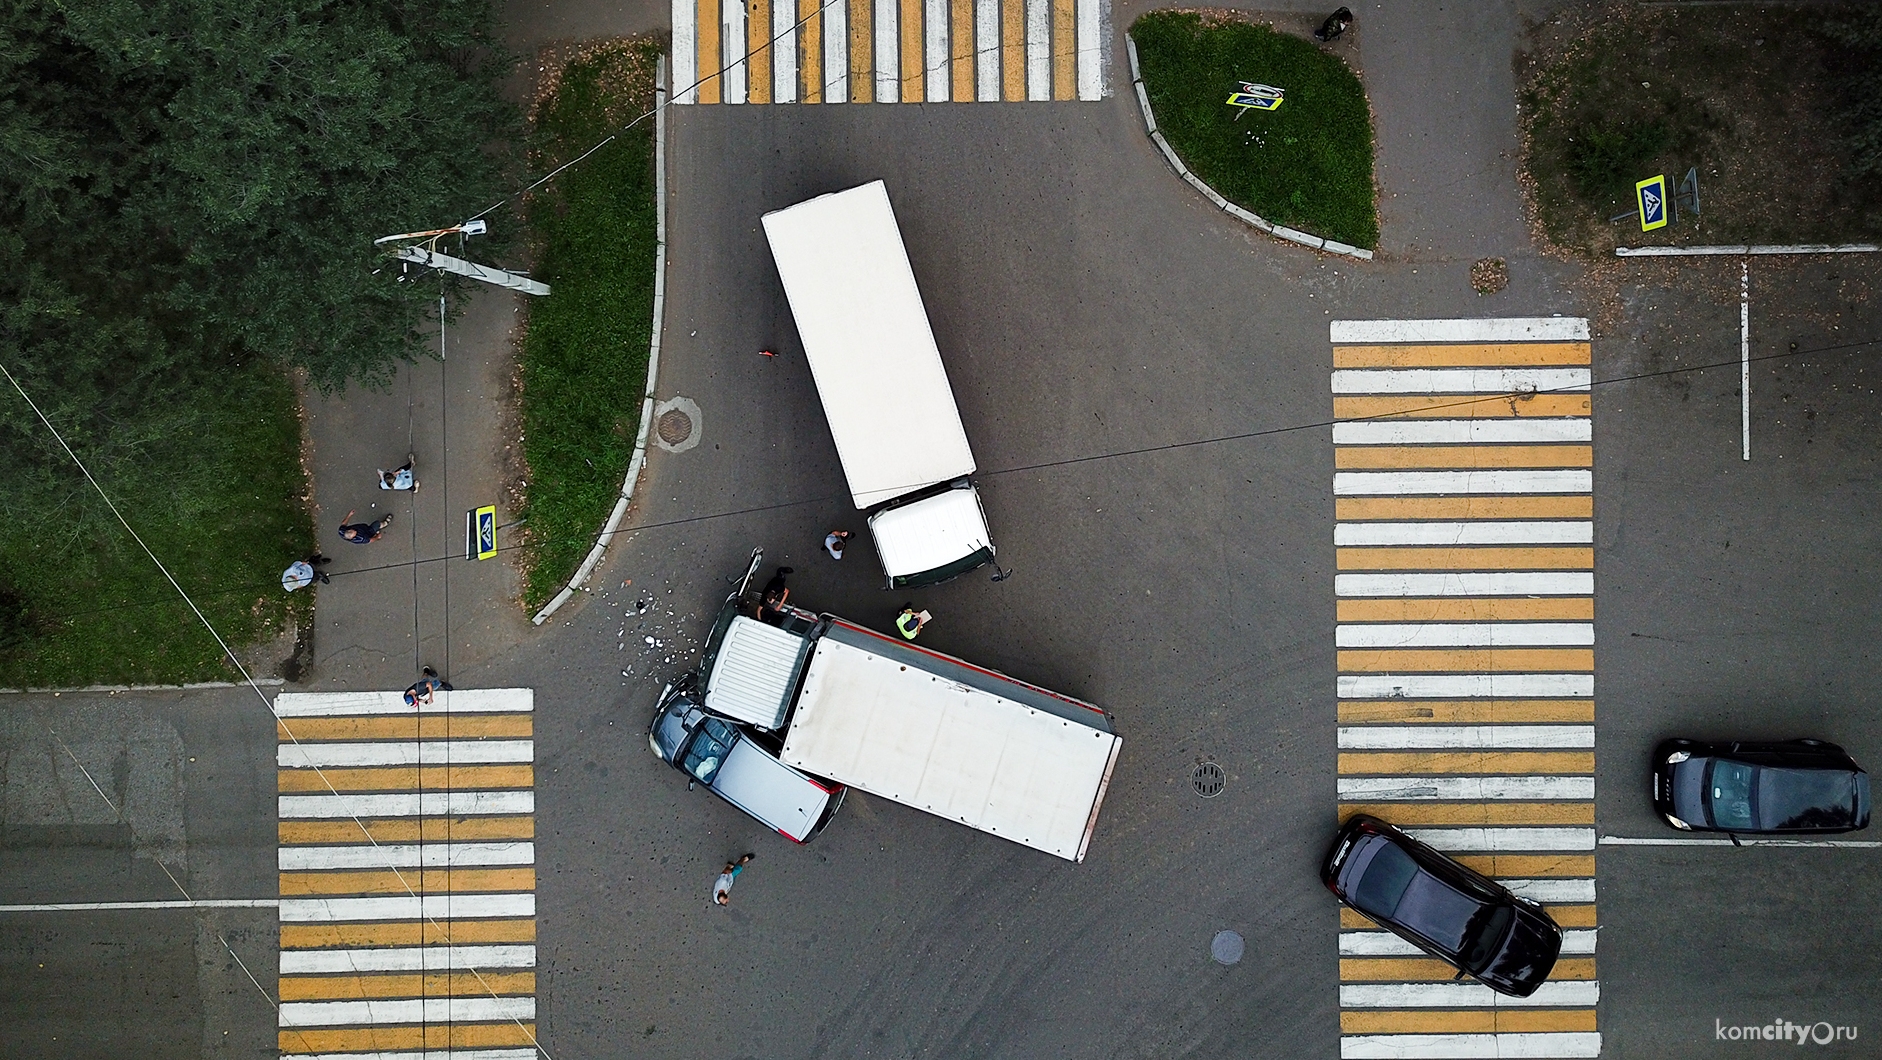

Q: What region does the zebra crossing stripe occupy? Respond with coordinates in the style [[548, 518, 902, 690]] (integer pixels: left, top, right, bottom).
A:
[[280, 945, 537, 974], [1336, 725, 1595, 748], [1330, 318, 1592, 344], [1333, 419, 1593, 444], [1339, 1032, 1602, 1059]]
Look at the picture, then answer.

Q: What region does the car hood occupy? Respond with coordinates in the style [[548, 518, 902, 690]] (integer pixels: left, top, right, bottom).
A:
[[1667, 758, 1708, 823], [1476, 905, 1562, 997]]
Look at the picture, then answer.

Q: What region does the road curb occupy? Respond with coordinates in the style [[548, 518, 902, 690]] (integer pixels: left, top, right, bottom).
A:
[[1124, 34, 1373, 262], [0, 679, 286, 695], [1616, 243, 1879, 257], [533, 57, 669, 626]]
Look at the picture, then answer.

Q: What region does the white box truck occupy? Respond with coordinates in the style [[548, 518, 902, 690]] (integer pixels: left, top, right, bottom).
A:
[[761, 180, 998, 588], [694, 554, 1122, 862]]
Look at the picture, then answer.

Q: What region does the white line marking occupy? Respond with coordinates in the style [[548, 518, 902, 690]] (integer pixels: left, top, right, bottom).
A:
[[278, 842, 535, 871], [277, 892, 535, 923], [1403, 826, 1595, 852], [672, 0, 699, 103], [824, 0, 848, 101], [1336, 522, 1593, 546], [1331, 319, 1591, 344], [1336, 572, 1594, 597], [975, 0, 998, 99], [1336, 624, 1594, 648], [280, 945, 537, 974], [1338, 776, 1595, 801], [1338, 674, 1595, 699], [1617, 243, 1880, 257], [1339, 980, 1599, 1008], [1504, 878, 1597, 903], [925, 0, 949, 100], [1333, 419, 1592, 445], [278, 791, 536, 819], [278, 741, 534, 768], [1332, 368, 1591, 395], [278, 995, 536, 1028], [1074, 0, 1100, 99], [774, 0, 799, 102], [1341, 928, 1597, 957], [1741, 261, 1751, 461], [875, 0, 899, 101], [1334, 470, 1592, 495], [1599, 834, 1882, 849], [1337, 724, 1595, 748], [1339, 1032, 1602, 1059], [283, 1051, 540, 1060], [273, 689, 533, 717], [1025, 0, 1049, 99], [724, 0, 748, 102], [0, 899, 277, 912]]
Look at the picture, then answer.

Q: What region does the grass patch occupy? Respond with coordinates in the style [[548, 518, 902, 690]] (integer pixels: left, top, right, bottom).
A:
[[0, 364, 311, 687], [1130, 11, 1377, 249], [1520, 4, 1882, 253], [516, 40, 662, 609]]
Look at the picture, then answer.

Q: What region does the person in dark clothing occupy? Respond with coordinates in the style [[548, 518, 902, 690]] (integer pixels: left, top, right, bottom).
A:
[[338, 510, 392, 544], [761, 566, 794, 612], [403, 666, 453, 707], [1314, 7, 1352, 41]]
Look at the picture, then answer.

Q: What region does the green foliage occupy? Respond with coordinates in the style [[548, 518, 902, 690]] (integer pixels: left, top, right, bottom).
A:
[[516, 41, 662, 608], [1821, 9, 1882, 177], [1130, 12, 1378, 249], [1567, 118, 1668, 203], [0, 0, 517, 682]]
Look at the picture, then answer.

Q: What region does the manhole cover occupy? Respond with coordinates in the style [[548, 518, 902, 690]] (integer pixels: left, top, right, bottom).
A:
[[1192, 762, 1226, 798], [656, 409, 693, 445], [1211, 930, 1244, 965]]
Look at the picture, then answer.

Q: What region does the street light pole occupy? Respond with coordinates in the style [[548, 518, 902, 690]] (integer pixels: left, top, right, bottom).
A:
[[375, 220, 551, 297]]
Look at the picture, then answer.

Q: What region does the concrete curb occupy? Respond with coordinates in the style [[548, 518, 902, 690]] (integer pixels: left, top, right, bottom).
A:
[[1124, 34, 1374, 262], [1616, 243, 1880, 257], [0, 679, 286, 695], [532, 58, 670, 626]]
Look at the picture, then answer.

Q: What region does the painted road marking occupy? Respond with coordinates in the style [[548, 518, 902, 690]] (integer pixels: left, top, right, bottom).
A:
[[672, 0, 1102, 101], [1332, 318, 1597, 1059], [0, 899, 276, 912], [1599, 835, 1882, 849], [274, 689, 537, 1059]]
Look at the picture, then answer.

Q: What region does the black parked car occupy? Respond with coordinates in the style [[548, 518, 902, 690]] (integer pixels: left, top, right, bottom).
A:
[[1652, 738, 1871, 835], [1321, 815, 1562, 998]]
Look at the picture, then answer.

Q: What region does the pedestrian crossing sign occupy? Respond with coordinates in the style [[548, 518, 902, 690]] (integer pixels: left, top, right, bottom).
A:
[[1635, 174, 1669, 231], [467, 505, 497, 560], [1227, 82, 1284, 112]]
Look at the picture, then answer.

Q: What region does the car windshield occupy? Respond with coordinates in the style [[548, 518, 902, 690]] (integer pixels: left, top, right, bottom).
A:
[[1460, 904, 1514, 972], [682, 717, 738, 784], [1757, 767, 1859, 830], [1352, 841, 1484, 954], [1706, 759, 1757, 830]]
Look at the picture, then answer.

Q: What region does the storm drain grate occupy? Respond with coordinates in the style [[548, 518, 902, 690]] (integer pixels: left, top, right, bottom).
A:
[[657, 410, 694, 445], [1192, 762, 1226, 798]]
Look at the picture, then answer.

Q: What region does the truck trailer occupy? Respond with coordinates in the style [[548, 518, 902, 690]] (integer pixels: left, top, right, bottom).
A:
[[761, 180, 997, 588]]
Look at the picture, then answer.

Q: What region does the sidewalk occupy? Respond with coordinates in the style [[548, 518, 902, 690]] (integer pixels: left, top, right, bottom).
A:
[[301, 286, 533, 692]]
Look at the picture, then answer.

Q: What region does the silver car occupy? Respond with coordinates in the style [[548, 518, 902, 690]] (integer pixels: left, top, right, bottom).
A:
[[648, 680, 844, 843]]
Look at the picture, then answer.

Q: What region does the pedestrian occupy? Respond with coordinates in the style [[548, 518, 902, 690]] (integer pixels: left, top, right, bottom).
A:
[[713, 853, 755, 906], [896, 604, 931, 641], [338, 510, 393, 544], [761, 566, 793, 611], [824, 530, 852, 559], [1313, 6, 1352, 42], [403, 666, 452, 707], [378, 455, 419, 492], [280, 554, 331, 592]]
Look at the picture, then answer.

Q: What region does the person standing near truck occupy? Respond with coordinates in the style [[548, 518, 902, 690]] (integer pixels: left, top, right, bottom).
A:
[[896, 605, 931, 640]]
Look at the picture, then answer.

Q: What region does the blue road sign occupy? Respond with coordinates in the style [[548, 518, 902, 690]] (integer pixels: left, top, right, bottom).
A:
[[1227, 82, 1284, 112], [1635, 175, 1668, 232], [467, 505, 497, 560]]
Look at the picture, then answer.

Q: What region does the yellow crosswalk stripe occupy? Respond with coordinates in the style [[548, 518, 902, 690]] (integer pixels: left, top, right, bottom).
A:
[[950, 0, 973, 100], [1340, 904, 1596, 929], [1335, 495, 1592, 520], [1335, 445, 1593, 469], [1001, 0, 1024, 100], [1454, 853, 1594, 877], [1341, 1009, 1599, 1033], [278, 971, 536, 1001], [278, 714, 533, 741], [280, 919, 535, 949], [1337, 546, 1593, 571], [1051, 0, 1074, 98], [1338, 802, 1596, 825], [750, 0, 774, 103], [1341, 956, 1598, 981], [698, 0, 722, 104], [1337, 648, 1595, 673], [899, 0, 922, 100], [1337, 698, 1595, 724], [1334, 394, 1591, 419], [850, 0, 872, 101], [279, 816, 535, 845], [1339, 750, 1595, 774], [281, 1023, 537, 1052], [801, 0, 823, 102], [277, 763, 533, 792], [1333, 343, 1592, 368], [278, 867, 536, 896], [1337, 597, 1595, 622]]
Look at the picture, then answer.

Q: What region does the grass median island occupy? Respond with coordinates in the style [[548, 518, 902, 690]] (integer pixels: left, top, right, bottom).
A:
[[1520, 5, 1882, 253], [1131, 11, 1377, 250], [515, 40, 662, 610]]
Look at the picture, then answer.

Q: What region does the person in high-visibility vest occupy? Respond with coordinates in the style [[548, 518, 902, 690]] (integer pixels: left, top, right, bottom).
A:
[[896, 605, 931, 640]]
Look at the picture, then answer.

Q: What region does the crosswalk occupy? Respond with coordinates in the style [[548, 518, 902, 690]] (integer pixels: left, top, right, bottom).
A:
[[671, 0, 1105, 103], [274, 689, 540, 1060], [1330, 318, 1600, 1060]]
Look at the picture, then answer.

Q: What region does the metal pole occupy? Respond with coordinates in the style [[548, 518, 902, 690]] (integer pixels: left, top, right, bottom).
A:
[[395, 246, 550, 296]]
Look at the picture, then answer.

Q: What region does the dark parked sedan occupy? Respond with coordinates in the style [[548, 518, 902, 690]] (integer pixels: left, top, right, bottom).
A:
[[1322, 814, 1563, 998], [1652, 738, 1871, 835]]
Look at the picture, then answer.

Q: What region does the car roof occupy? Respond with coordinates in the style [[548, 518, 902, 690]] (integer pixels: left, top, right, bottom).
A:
[[711, 738, 833, 842]]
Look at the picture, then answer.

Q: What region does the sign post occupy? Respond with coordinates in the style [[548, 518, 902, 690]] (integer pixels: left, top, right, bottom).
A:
[[466, 505, 497, 561], [1226, 82, 1285, 114], [1635, 174, 1669, 232]]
